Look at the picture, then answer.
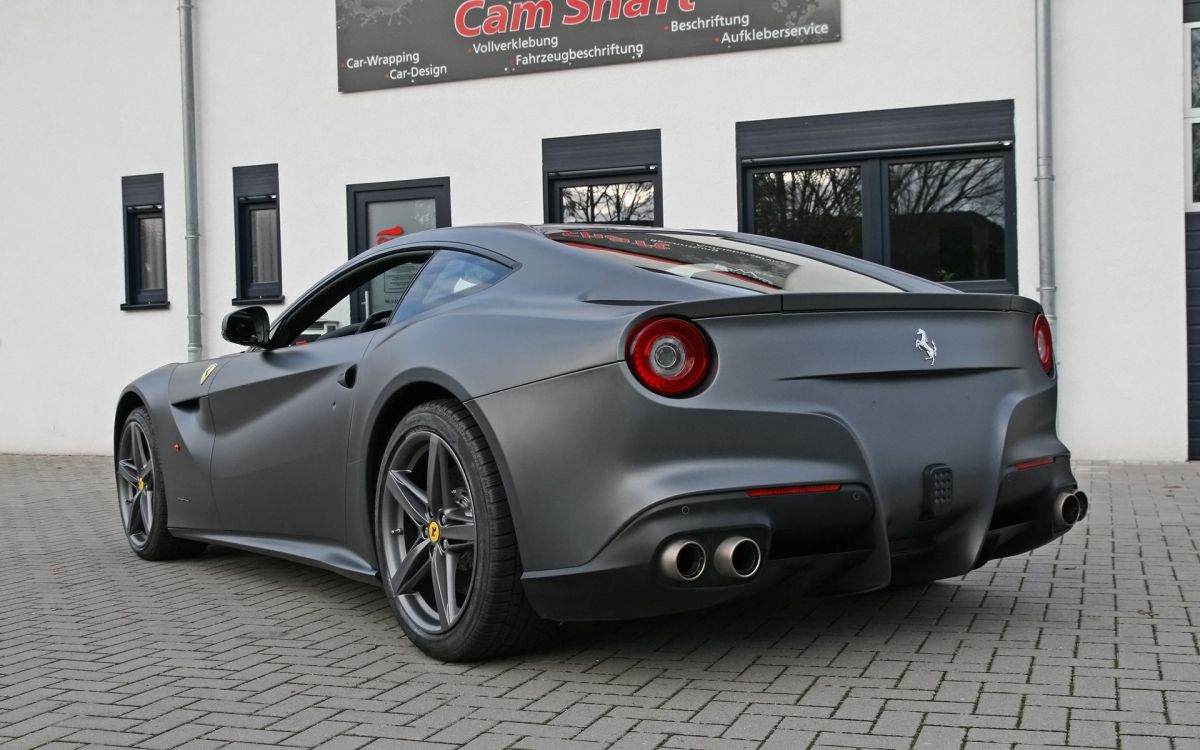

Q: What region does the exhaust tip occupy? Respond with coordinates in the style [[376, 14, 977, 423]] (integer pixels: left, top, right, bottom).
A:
[[660, 539, 705, 582], [714, 536, 762, 579], [1075, 490, 1089, 521], [1054, 491, 1082, 527]]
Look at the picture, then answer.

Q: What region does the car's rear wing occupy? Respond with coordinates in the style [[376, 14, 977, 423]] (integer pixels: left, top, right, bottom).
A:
[[652, 292, 1043, 320]]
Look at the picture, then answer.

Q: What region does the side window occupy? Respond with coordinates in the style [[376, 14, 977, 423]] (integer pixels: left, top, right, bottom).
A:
[[392, 251, 510, 320], [284, 255, 428, 346], [542, 129, 663, 227], [366, 263, 421, 318], [1186, 22, 1200, 210], [556, 177, 657, 226], [233, 164, 282, 304], [121, 174, 168, 309]]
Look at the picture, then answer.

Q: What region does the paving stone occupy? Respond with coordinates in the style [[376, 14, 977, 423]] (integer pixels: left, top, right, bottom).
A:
[[2, 456, 1199, 749], [914, 725, 967, 748], [762, 728, 816, 749]]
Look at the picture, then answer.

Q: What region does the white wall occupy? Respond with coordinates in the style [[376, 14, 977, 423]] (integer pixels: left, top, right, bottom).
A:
[[0, 1, 185, 454], [0, 0, 1188, 459], [1052, 0, 1188, 460]]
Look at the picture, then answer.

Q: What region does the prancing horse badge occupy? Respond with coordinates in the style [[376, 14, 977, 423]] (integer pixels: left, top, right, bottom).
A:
[[915, 329, 937, 365], [200, 363, 217, 385]]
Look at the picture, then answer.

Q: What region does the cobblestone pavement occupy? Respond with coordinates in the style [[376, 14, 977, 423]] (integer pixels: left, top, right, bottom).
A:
[[2, 456, 1199, 750]]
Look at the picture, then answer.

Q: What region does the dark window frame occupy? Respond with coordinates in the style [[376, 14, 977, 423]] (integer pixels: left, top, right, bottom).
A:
[[233, 164, 283, 305], [737, 101, 1018, 293], [880, 149, 1016, 291], [345, 176, 452, 324], [543, 129, 663, 226], [745, 158, 877, 260], [120, 173, 168, 310]]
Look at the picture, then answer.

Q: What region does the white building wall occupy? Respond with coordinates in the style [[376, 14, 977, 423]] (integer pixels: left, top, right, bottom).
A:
[[1053, 0, 1188, 461], [0, 0, 1188, 459], [0, 1, 185, 454]]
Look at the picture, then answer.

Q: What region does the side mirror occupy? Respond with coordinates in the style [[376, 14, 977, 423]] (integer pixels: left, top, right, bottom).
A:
[[222, 306, 271, 348]]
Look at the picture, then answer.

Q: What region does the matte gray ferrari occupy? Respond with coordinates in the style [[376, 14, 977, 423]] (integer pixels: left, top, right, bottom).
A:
[[114, 224, 1085, 661]]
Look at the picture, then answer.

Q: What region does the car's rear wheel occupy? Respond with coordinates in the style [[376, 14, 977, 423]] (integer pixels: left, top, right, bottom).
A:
[[115, 407, 206, 560], [375, 400, 549, 661]]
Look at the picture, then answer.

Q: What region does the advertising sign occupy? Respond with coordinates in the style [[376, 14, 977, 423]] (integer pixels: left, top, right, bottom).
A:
[[336, 0, 841, 92]]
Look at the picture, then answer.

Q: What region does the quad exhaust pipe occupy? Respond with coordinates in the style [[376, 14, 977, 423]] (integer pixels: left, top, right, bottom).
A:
[[660, 536, 762, 582], [1054, 490, 1089, 527]]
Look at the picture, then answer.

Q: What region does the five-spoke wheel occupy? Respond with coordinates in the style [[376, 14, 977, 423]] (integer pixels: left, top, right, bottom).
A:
[[381, 430, 478, 633], [117, 418, 156, 549], [374, 400, 550, 661], [114, 406, 205, 560]]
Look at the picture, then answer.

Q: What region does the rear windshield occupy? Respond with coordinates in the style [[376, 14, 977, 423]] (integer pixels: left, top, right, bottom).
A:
[[542, 229, 899, 294]]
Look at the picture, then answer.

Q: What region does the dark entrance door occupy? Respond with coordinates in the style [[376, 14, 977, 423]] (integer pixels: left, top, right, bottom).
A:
[[346, 177, 451, 323], [1188, 214, 1200, 459]]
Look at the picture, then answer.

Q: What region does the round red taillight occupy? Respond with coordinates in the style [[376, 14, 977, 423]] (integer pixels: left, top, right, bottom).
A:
[[1033, 313, 1054, 376], [626, 317, 712, 397]]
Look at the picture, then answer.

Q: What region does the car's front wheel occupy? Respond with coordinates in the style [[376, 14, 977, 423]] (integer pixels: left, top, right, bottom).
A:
[[374, 400, 548, 661], [115, 407, 206, 560]]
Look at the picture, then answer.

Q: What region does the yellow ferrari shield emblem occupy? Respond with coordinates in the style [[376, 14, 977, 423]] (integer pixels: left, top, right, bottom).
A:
[[427, 521, 441, 544], [200, 363, 217, 385]]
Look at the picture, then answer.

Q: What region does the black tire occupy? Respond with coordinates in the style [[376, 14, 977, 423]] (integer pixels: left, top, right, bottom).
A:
[[114, 407, 206, 561], [374, 399, 552, 661]]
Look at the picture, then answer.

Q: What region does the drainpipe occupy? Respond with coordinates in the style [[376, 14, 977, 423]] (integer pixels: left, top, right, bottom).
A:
[[179, 0, 203, 361], [1035, 0, 1057, 329]]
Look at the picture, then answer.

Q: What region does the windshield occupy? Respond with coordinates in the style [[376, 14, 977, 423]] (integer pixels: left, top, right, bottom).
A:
[[542, 228, 899, 294]]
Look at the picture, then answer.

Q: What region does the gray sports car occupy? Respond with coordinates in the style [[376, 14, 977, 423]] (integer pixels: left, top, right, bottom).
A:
[[114, 224, 1085, 661]]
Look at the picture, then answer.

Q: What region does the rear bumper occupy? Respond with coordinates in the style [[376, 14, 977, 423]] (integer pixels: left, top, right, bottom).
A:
[[470, 361, 1077, 622], [520, 460, 1078, 622], [521, 484, 874, 621]]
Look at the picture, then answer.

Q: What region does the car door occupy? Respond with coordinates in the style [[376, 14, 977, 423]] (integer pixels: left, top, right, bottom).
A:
[[205, 251, 430, 540]]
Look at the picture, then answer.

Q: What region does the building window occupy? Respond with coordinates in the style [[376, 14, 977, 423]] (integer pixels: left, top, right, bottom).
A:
[[739, 101, 1018, 293], [751, 165, 864, 256], [543, 129, 662, 226], [1185, 22, 1200, 208], [233, 164, 282, 304], [888, 155, 1008, 282], [558, 178, 657, 225], [121, 174, 167, 309]]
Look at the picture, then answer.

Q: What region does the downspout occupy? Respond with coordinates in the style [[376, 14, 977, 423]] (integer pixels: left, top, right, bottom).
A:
[[1035, 0, 1057, 328], [179, 0, 203, 361]]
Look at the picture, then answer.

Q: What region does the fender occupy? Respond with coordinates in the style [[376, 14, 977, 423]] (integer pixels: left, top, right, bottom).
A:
[[116, 361, 223, 531]]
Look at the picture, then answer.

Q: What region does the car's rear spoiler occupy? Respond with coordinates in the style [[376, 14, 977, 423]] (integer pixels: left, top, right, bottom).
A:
[[652, 293, 1043, 320]]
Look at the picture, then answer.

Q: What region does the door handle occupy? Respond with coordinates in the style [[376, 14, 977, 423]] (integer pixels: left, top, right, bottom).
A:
[[337, 365, 357, 389]]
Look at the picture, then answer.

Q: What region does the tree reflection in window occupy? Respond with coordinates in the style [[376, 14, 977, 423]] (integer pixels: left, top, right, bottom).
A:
[[888, 157, 1006, 282], [751, 167, 863, 256], [1192, 29, 1200, 108], [1193, 124, 1200, 203], [560, 181, 655, 225]]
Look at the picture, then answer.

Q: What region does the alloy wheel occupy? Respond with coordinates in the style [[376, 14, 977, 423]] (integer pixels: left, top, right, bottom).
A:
[[381, 430, 478, 634], [116, 421, 155, 548]]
